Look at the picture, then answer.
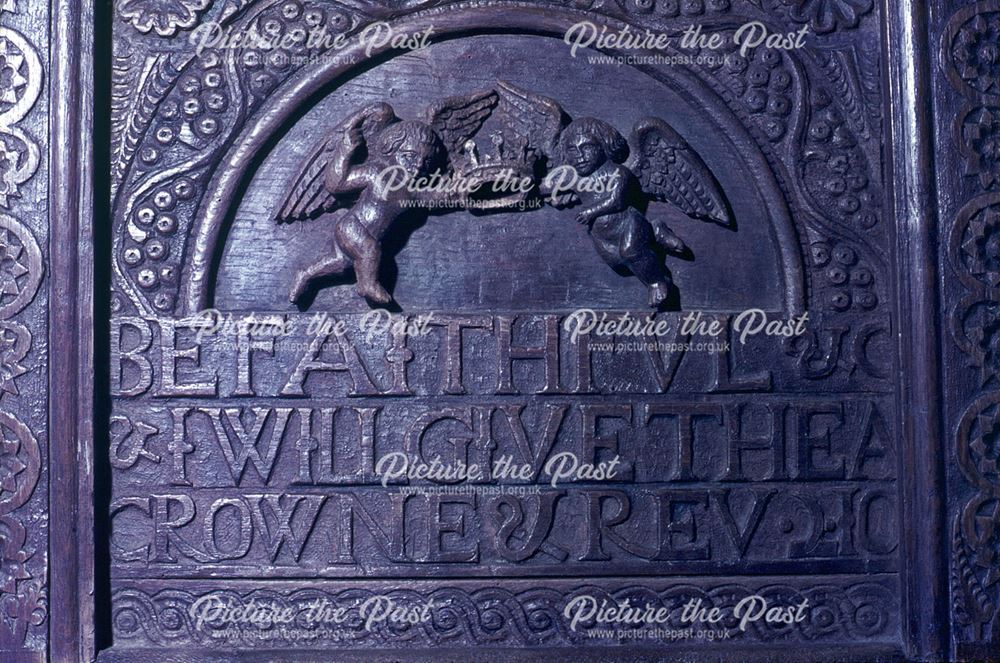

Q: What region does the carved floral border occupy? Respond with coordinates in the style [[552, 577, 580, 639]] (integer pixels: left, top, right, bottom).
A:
[[0, 0, 47, 656], [941, 0, 1000, 653]]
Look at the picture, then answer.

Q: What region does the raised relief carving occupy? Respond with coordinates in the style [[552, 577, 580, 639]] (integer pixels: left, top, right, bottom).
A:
[[276, 82, 732, 308], [110, 416, 161, 470], [961, 106, 1000, 191], [947, 195, 1000, 641], [111, 581, 894, 648], [0, 3, 40, 213], [114, 0, 365, 316], [108, 0, 896, 656], [779, 0, 873, 34], [0, 321, 29, 399], [809, 240, 877, 312], [943, 1, 1000, 648], [0, 214, 41, 319], [946, 5, 1000, 100], [0, 410, 45, 648], [613, 0, 732, 18], [0, 1, 44, 654], [118, 0, 214, 37]]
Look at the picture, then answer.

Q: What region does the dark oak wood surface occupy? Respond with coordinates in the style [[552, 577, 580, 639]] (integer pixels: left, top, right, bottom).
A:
[[2, 0, 993, 661]]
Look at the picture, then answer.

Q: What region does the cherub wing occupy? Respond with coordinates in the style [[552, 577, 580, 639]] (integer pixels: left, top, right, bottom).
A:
[[426, 89, 499, 157], [275, 102, 396, 223], [495, 80, 567, 160], [626, 118, 733, 227]]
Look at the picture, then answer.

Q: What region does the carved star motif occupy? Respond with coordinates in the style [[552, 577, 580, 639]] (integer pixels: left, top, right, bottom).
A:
[[954, 14, 1000, 96], [0, 38, 26, 106], [966, 499, 1000, 587], [0, 230, 27, 300], [963, 208, 1000, 287], [0, 136, 22, 205], [966, 302, 1000, 385], [964, 107, 1000, 190], [0, 327, 27, 398], [0, 434, 24, 494]]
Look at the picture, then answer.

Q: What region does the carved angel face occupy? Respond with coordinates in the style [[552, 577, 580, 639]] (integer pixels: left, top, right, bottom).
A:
[[375, 121, 442, 175], [394, 135, 436, 174], [563, 130, 605, 177]]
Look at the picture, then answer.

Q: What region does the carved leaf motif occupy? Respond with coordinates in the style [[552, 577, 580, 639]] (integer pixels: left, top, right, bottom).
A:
[[111, 583, 893, 647], [0, 515, 42, 644], [111, 49, 184, 195], [855, 40, 883, 136], [953, 514, 994, 636], [815, 50, 872, 141]]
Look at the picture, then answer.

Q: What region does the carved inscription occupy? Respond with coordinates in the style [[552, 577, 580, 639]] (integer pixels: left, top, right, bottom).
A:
[[110, 312, 897, 580]]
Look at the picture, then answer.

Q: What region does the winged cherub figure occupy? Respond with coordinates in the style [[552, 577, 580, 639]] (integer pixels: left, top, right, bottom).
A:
[[497, 83, 733, 308], [275, 91, 498, 304]]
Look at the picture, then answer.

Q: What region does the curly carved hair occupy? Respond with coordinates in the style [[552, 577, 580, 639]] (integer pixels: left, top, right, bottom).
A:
[[561, 117, 629, 164], [372, 120, 444, 163]]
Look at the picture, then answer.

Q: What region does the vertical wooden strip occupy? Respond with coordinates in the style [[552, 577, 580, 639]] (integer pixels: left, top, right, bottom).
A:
[[49, 0, 94, 660], [884, 0, 949, 659]]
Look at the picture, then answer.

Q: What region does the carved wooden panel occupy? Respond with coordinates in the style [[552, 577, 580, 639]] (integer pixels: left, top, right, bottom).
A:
[[62, 0, 970, 660]]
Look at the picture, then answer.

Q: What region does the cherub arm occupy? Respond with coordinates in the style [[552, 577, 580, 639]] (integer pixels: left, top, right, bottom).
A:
[[576, 164, 629, 225], [539, 177, 579, 208], [324, 125, 380, 194]]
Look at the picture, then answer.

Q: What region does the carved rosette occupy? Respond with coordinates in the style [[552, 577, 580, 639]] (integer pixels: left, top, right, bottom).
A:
[[943, 0, 1000, 648], [778, 0, 873, 34], [118, 0, 215, 37]]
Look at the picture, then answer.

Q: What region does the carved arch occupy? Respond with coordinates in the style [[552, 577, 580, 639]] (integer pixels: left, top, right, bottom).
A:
[[174, 4, 808, 314]]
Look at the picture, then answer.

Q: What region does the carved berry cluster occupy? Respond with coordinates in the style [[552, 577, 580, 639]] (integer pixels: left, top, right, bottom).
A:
[[810, 240, 876, 312], [802, 88, 879, 230], [617, 0, 730, 16], [122, 176, 198, 312]]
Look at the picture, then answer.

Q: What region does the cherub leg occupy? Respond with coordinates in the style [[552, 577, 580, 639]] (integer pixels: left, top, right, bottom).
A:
[[335, 216, 391, 304], [650, 206, 690, 255], [619, 217, 672, 308], [652, 222, 688, 254], [289, 249, 351, 304], [589, 221, 626, 269]]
